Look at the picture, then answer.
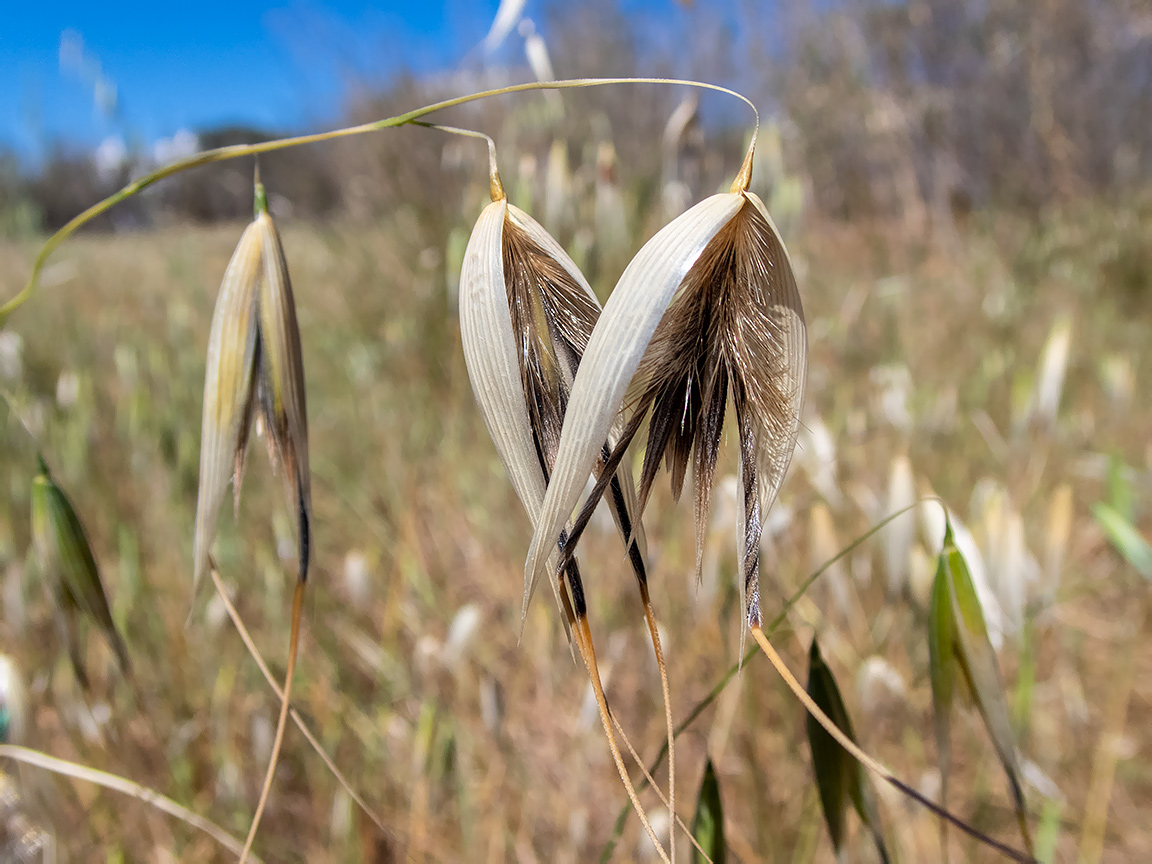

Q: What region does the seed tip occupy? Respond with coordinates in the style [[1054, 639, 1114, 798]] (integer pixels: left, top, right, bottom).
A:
[[730, 132, 756, 193], [254, 163, 268, 215], [487, 136, 506, 201]]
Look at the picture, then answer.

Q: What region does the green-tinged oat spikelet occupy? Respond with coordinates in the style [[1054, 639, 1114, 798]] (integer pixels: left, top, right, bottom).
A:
[[192, 175, 311, 605], [929, 519, 1034, 857], [191, 173, 311, 864], [31, 454, 131, 689], [806, 638, 890, 864]]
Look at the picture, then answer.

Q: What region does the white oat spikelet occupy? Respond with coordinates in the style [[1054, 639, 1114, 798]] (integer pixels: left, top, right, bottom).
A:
[[458, 137, 676, 862], [883, 454, 916, 595], [525, 138, 807, 638]]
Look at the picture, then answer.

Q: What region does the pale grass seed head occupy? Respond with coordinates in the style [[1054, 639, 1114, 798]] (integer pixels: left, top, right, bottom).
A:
[[459, 161, 624, 623], [525, 149, 808, 635], [459, 137, 681, 861], [193, 181, 310, 605]]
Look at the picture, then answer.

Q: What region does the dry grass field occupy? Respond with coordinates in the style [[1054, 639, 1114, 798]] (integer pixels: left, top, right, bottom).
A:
[[0, 192, 1149, 862]]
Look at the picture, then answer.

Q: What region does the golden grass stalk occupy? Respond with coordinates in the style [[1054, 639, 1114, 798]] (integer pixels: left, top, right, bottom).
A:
[[205, 561, 393, 841], [0, 744, 257, 860], [599, 500, 946, 861], [240, 579, 305, 864], [749, 626, 1035, 863]]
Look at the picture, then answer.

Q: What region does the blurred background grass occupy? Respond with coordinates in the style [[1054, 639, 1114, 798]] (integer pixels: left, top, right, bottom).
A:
[[0, 1, 1150, 862]]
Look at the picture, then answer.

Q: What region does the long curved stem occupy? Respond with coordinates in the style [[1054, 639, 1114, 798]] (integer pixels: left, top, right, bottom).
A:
[[0, 744, 257, 860], [207, 562, 392, 838], [3, 77, 757, 326], [636, 583, 675, 861], [609, 711, 710, 862]]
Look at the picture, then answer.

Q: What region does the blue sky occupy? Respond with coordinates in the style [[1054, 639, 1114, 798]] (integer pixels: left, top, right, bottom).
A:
[[0, 1, 525, 159], [2, 0, 729, 163]]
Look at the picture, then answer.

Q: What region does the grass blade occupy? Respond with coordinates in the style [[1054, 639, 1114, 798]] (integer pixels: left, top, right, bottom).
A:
[[928, 530, 958, 854], [1091, 502, 1152, 580], [806, 638, 889, 864], [691, 757, 726, 864], [0, 744, 257, 860]]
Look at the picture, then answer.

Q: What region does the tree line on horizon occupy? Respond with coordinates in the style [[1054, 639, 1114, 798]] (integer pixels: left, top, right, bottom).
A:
[[0, 0, 1148, 237]]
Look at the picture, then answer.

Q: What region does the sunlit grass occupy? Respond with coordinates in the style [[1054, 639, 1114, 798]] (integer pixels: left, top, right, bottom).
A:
[[0, 193, 1148, 860]]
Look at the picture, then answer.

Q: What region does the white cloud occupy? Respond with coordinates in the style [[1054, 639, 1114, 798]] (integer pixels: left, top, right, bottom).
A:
[[152, 129, 199, 165], [93, 135, 127, 182]]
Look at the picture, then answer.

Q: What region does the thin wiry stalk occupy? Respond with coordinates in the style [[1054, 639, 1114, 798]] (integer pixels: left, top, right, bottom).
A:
[[4, 77, 757, 327], [207, 562, 394, 840], [571, 614, 670, 864], [608, 711, 711, 863], [0, 745, 257, 860], [545, 548, 671, 862], [240, 580, 306, 864]]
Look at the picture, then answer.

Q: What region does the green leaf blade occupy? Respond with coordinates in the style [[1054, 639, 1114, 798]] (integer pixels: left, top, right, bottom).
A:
[[1092, 501, 1152, 580], [928, 542, 957, 808], [806, 638, 890, 863], [692, 757, 727, 864]]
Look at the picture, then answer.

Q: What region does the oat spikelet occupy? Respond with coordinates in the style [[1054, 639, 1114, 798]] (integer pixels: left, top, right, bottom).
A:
[[529, 180, 806, 639], [192, 180, 311, 607], [460, 151, 674, 861], [32, 454, 131, 688]]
